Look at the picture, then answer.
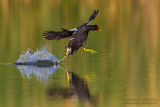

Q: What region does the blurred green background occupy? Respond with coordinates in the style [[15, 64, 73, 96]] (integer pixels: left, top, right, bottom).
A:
[[0, 0, 160, 107]]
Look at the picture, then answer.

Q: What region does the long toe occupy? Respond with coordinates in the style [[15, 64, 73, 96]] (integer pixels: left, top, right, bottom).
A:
[[90, 50, 99, 54]]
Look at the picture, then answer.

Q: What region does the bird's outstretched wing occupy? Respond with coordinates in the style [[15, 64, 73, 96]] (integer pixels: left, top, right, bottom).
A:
[[43, 28, 76, 40], [87, 10, 99, 25]]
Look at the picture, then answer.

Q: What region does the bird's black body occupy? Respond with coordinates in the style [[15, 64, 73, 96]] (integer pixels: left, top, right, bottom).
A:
[[66, 24, 99, 55], [43, 10, 100, 59]]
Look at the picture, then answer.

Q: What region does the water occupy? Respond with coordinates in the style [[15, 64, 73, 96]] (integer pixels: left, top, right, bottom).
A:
[[1, 0, 160, 107], [15, 46, 60, 81]]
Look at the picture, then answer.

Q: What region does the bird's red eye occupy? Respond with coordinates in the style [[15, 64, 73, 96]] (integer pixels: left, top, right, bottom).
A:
[[97, 26, 101, 31]]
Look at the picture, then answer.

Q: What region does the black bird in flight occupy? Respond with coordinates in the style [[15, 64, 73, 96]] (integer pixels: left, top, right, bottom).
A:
[[43, 10, 101, 61]]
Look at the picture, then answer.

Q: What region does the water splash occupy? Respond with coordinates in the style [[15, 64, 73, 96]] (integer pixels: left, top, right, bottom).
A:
[[15, 46, 61, 81], [16, 46, 60, 63]]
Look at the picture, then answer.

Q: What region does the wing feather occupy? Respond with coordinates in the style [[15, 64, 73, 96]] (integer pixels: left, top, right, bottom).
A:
[[87, 10, 99, 25], [43, 29, 75, 40]]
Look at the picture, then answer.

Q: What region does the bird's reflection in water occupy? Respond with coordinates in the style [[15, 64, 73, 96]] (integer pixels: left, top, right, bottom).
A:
[[67, 72, 90, 100], [47, 71, 97, 106], [15, 62, 97, 106]]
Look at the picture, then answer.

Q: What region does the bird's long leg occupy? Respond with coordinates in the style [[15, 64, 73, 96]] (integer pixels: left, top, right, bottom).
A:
[[61, 48, 69, 62], [83, 48, 99, 54], [61, 55, 67, 62]]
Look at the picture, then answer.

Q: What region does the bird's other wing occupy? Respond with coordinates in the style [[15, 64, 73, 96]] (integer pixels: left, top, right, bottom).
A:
[[43, 28, 76, 40], [87, 10, 99, 25]]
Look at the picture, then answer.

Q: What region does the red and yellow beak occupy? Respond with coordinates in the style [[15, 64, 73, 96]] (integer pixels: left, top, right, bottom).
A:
[[97, 26, 101, 31]]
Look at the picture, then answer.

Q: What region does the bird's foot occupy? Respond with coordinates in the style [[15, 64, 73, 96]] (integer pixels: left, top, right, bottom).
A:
[[90, 50, 99, 54], [84, 48, 99, 54]]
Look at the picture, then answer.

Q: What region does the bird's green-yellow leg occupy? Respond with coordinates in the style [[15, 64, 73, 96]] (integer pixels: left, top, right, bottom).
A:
[[61, 48, 69, 61], [61, 55, 67, 62], [84, 48, 99, 54]]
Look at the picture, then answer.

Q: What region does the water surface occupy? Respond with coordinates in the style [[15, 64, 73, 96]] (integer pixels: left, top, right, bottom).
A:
[[0, 0, 160, 107]]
